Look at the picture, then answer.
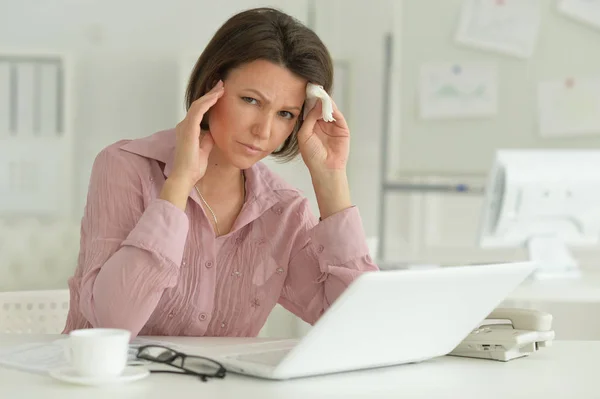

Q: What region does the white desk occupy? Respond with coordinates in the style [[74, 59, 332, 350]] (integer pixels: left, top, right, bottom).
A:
[[507, 270, 600, 303], [0, 334, 598, 398]]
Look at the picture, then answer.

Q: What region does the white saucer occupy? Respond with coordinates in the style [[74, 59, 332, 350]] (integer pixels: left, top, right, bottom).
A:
[[48, 366, 150, 386]]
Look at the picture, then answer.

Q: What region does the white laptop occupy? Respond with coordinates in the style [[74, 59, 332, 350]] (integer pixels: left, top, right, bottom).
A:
[[213, 261, 535, 380]]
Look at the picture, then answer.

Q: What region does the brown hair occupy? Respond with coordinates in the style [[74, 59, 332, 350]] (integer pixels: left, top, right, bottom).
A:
[[185, 7, 334, 162]]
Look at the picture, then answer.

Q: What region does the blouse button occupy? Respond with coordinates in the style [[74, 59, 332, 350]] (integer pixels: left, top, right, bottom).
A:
[[317, 244, 324, 253], [168, 312, 175, 319], [276, 267, 284, 274], [199, 313, 207, 321], [205, 261, 213, 268]]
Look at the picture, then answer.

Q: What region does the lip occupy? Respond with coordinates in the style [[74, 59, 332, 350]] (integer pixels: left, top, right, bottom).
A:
[[238, 142, 264, 153]]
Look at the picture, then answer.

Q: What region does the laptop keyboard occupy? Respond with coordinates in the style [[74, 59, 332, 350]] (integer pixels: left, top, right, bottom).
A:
[[230, 348, 292, 366]]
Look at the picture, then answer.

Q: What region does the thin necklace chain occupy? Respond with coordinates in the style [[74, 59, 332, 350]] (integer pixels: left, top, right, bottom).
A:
[[195, 173, 246, 236], [195, 185, 220, 235]]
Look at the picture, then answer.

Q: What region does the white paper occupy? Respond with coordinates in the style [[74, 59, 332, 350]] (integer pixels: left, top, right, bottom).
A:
[[538, 77, 600, 137], [419, 62, 497, 119], [558, 0, 600, 30], [455, 0, 541, 58], [0, 343, 66, 374], [0, 338, 179, 375]]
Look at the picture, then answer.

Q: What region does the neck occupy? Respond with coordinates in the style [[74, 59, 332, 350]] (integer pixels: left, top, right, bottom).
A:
[[196, 147, 244, 197]]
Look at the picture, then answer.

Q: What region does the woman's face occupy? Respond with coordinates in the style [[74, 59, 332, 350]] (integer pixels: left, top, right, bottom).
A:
[[207, 59, 307, 169]]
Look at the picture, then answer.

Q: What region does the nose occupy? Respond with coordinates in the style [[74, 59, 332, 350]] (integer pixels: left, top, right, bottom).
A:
[[251, 113, 273, 140]]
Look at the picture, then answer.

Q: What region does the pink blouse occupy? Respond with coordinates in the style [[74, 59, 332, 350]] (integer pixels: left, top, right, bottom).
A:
[[63, 128, 379, 338]]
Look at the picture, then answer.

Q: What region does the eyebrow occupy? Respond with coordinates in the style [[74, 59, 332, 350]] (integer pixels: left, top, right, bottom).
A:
[[244, 88, 302, 112]]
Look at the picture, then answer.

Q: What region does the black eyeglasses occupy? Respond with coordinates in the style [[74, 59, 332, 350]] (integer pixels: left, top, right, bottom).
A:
[[136, 345, 227, 382]]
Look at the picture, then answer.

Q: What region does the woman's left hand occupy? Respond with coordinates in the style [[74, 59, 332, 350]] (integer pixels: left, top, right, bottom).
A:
[[297, 100, 350, 174]]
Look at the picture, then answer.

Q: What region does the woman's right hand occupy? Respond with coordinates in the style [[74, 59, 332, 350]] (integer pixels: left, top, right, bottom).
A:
[[160, 80, 225, 210]]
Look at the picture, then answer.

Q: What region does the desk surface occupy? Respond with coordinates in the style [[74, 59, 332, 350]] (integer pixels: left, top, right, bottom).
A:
[[508, 270, 600, 302], [0, 334, 598, 399]]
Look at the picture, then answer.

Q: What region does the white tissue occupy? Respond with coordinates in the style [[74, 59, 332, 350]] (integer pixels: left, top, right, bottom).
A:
[[304, 83, 336, 122]]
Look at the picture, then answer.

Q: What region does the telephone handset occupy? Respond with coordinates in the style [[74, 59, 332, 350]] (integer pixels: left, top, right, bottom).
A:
[[449, 308, 555, 361]]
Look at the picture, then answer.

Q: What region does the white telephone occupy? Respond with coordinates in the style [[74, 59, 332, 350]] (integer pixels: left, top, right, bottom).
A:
[[449, 308, 555, 361]]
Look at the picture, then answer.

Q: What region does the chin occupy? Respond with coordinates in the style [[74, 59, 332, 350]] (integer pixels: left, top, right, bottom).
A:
[[231, 158, 257, 170], [225, 152, 263, 170]]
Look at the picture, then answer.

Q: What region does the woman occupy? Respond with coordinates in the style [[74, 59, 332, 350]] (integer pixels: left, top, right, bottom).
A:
[[63, 7, 379, 338]]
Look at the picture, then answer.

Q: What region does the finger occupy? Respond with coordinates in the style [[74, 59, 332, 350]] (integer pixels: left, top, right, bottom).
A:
[[190, 80, 224, 112], [188, 82, 225, 127], [188, 90, 224, 128], [305, 100, 323, 126], [297, 100, 322, 141]]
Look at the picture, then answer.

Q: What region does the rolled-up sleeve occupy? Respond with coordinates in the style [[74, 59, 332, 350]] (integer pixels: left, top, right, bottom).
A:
[[278, 200, 379, 325], [66, 145, 189, 338]]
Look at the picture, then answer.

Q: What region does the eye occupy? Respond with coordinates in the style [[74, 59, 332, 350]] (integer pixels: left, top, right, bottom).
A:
[[278, 111, 295, 119], [242, 96, 258, 105]]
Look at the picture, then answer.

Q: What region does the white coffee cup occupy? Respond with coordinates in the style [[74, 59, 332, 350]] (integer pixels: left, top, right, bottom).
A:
[[66, 328, 131, 378]]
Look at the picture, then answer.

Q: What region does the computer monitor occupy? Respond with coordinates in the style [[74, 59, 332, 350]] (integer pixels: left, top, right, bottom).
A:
[[478, 149, 600, 278]]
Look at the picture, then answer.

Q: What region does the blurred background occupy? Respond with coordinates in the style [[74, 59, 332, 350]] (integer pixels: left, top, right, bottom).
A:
[[2, 0, 600, 339]]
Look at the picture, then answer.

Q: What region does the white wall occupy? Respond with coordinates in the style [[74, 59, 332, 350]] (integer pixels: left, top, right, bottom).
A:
[[397, 0, 600, 175]]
